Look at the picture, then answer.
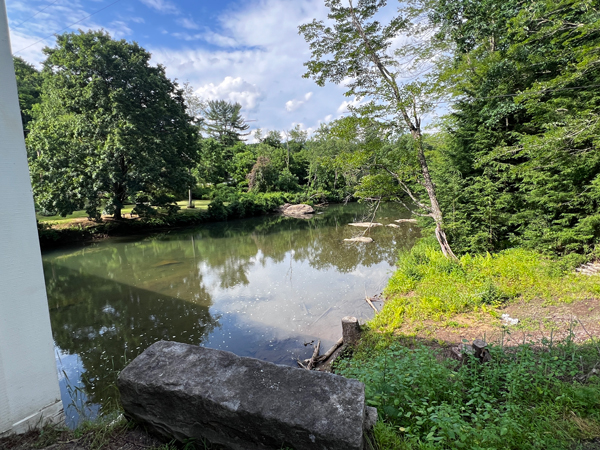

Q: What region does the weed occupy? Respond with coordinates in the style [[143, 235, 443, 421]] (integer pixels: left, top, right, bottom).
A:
[[337, 332, 600, 450]]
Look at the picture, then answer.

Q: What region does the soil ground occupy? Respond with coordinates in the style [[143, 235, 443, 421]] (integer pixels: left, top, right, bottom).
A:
[[0, 424, 166, 450], [372, 295, 600, 348]]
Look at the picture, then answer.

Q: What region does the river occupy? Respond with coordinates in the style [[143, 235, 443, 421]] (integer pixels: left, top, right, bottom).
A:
[[42, 202, 419, 426]]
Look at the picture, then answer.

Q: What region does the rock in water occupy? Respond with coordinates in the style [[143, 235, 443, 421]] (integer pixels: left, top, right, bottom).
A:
[[344, 237, 374, 243], [118, 341, 373, 450], [279, 203, 315, 218]]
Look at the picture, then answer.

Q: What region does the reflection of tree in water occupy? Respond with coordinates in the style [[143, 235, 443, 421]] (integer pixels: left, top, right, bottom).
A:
[[43, 203, 418, 414], [45, 263, 217, 413]]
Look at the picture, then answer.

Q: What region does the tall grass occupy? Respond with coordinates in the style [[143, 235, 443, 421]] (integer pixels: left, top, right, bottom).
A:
[[373, 238, 600, 330]]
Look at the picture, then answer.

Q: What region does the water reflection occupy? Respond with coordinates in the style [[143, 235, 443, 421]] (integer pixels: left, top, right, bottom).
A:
[[43, 203, 420, 426]]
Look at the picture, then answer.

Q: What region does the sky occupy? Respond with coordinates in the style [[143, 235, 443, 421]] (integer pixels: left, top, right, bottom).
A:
[[6, 0, 364, 140]]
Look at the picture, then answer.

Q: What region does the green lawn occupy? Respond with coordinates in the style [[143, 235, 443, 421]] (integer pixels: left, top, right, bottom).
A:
[[37, 200, 210, 224]]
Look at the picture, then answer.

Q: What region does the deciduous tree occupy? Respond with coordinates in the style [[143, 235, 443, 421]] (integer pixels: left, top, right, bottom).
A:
[[27, 31, 199, 220]]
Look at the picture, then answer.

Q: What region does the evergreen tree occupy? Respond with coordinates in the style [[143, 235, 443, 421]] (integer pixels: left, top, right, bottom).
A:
[[203, 100, 250, 146]]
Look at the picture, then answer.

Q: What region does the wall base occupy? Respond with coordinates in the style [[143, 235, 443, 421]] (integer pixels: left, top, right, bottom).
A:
[[0, 400, 65, 437]]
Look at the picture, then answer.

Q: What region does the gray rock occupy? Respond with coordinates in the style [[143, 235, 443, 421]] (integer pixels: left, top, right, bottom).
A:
[[118, 341, 370, 450], [280, 203, 315, 218]]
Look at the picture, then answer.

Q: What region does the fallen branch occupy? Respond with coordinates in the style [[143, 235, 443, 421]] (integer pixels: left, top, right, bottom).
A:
[[310, 306, 334, 326], [365, 296, 378, 313], [317, 337, 344, 363], [307, 340, 321, 370]]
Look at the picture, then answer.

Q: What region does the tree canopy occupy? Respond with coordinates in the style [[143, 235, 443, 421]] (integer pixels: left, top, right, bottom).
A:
[[202, 100, 250, 147], [13, 56, 42, 131], [27, 30, 199, 219]]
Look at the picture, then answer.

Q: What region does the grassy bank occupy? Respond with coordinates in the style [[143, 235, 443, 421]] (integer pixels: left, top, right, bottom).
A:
[[36, 192, 293, 249], [335, 239, 600, 449], [372, 238, 600, 331], [36, 200, 211, 225]]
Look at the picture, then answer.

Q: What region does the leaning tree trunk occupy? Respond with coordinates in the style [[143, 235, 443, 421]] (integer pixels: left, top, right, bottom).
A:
[[413, 131, 458, 260]]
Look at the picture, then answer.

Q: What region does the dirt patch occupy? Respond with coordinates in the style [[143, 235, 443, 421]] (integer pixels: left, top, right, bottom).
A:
[[386, 296, 600, 347], [0, 424, 165, 450]]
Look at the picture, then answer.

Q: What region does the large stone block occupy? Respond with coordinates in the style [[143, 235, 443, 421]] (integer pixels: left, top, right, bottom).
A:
[[118, 341, 371, 450]]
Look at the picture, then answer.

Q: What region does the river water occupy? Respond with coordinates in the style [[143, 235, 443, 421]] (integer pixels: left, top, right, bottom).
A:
[[42, 202, 419, 426]]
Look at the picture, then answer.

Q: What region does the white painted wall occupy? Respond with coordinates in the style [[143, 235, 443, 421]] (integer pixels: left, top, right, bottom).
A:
[[0, 0, 64, 436]]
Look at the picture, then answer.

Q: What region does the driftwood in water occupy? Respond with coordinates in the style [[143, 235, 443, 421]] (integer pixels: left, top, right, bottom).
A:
[[348, 222, 383, 228], [394, 219, 418, 223], [343, 237, 373, 243], [317, 337, 344, 363], [307, 340, 321, 370], [365, 296, 378, 313]]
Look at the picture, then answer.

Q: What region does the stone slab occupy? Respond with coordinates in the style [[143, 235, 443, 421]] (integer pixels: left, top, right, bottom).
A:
[[118, 341, 369, 450]]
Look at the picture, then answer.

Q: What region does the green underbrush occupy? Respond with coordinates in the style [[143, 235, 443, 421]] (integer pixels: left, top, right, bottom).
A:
[[337, 333, 600, 450], [372, 238, 600, 330]]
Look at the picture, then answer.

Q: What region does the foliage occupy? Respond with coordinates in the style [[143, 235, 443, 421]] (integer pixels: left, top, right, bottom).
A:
[[202, 99, 250, 146], [373, 238, 599, 329], [27, 30, 198, 219], [247, 156, 280, 193], [431, 0, 600, 254], [337, 336, 600, 450], [13, 56, 42, 131]]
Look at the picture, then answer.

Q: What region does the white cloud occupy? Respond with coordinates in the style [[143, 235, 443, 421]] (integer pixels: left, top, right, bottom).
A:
[[285, 92, 313, 112], [196, 76, 264, 111], [201, 31, 238, 48], [139, 0, 178, 14], [336, 97, 362, 115], [177, 18, 199, 30]]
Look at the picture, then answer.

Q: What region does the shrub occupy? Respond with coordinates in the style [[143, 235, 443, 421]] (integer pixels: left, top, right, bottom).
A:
[[338, 336, 600, 450]]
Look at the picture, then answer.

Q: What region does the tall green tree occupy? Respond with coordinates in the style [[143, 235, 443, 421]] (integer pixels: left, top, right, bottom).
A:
[[300, 0, 457, 258], [432, 0, 600, 254], [27, 31, 199, 220], [13, 56, 42, 131], [202, 100, 250, 146]]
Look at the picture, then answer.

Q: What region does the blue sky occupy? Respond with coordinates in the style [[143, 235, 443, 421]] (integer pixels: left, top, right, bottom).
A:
[[7, 0, 360, 139]]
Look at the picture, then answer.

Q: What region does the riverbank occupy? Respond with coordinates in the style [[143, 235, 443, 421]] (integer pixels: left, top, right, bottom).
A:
[[334, 238, 600, 450], [0, 415, 167, 450], [36, 192, 292, 249]]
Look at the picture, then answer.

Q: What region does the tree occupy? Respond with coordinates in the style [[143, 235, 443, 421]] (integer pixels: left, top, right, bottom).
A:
[[13, 56, 42, 131], [299, 0, 457, 258], [27, 31, 199, 219], [202, 100, 250, 146], [431, 0, 600, 254]]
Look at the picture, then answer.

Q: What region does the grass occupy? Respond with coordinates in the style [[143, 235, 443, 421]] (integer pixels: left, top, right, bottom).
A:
[[36, 200, 210, 224], [372, 238, 600, 330], [336, 331, 600, 450]]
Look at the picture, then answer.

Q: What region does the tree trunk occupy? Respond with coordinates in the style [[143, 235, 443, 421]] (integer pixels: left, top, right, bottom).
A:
[[188, 188, 194, 208], [412, 130, 458, 260], [114, 206, 122, 220]]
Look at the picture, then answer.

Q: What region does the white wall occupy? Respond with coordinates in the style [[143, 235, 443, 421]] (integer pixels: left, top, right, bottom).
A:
[[0, 0, 64, 436]]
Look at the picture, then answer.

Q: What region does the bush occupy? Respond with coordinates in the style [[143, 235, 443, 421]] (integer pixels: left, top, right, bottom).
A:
[[338, 337, 600, 450]]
